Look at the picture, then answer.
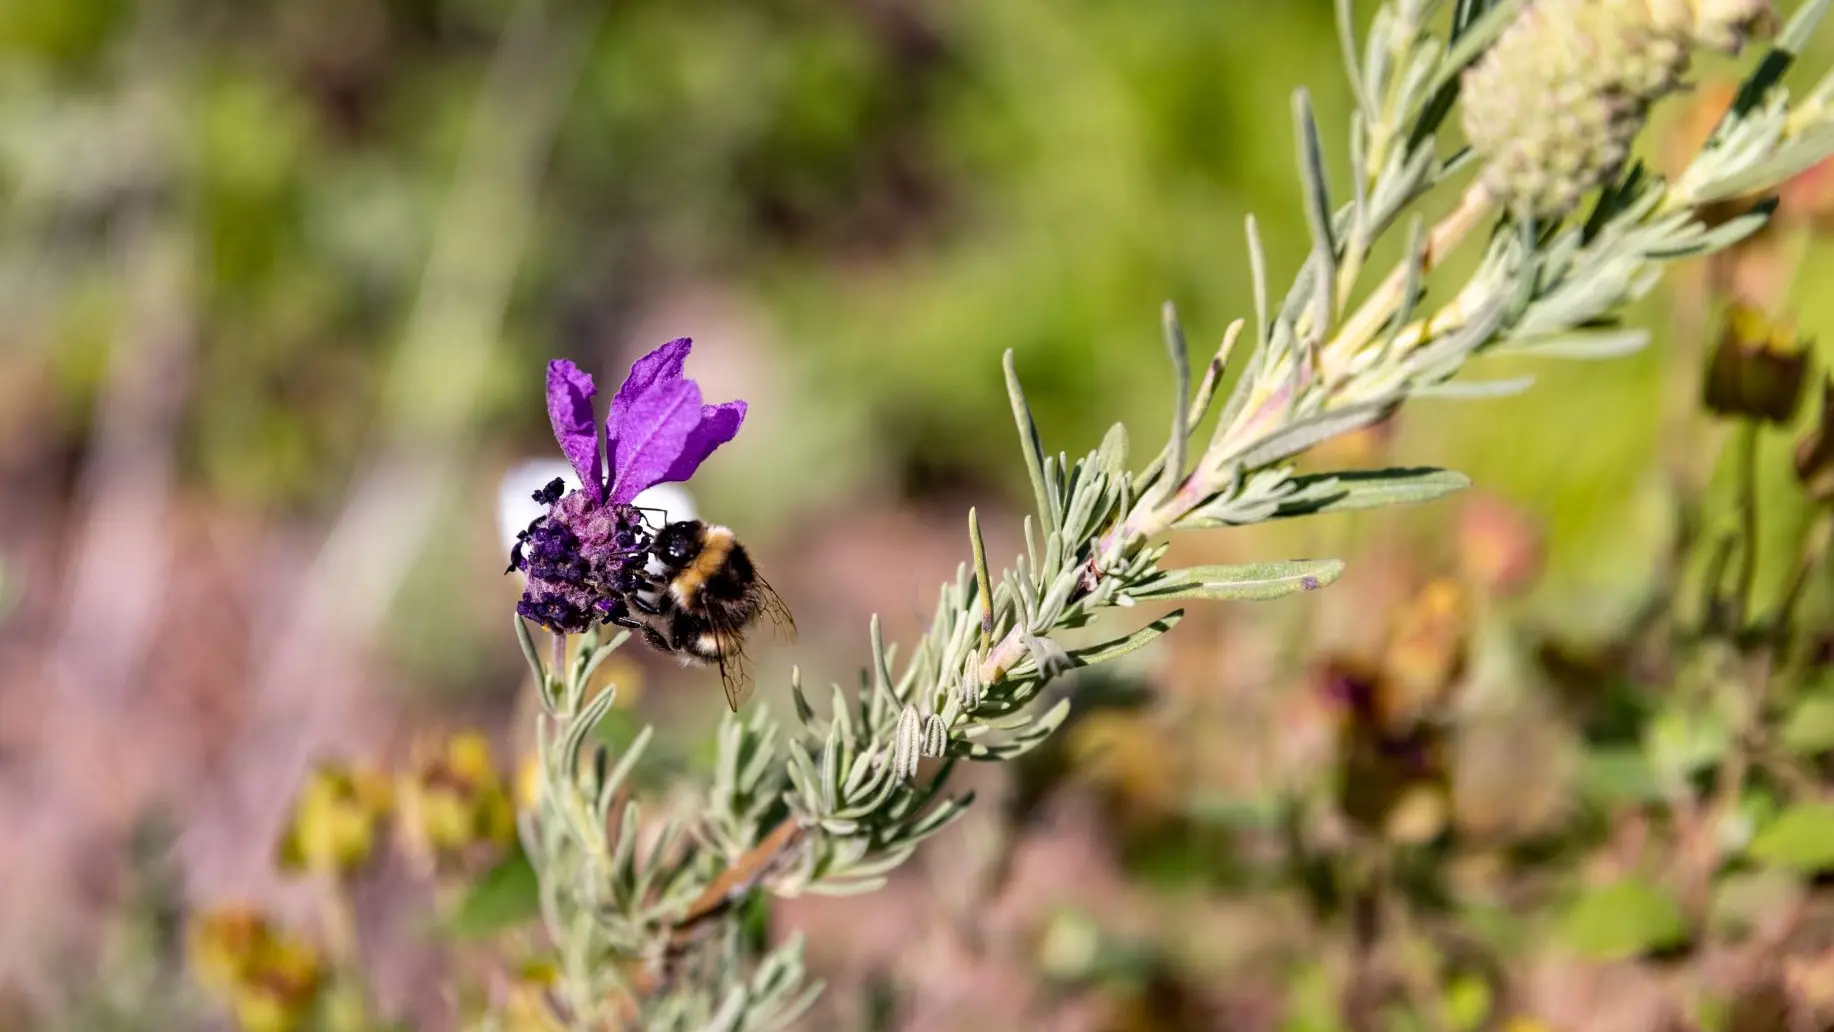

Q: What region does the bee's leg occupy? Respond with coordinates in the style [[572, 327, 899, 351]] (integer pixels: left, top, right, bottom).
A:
[[640, 624, 673, 653], [630, 592, 667, 616]]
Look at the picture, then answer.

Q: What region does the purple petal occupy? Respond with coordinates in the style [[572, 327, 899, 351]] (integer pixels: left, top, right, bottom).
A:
[[546, 359, 603, 501], [607, 378, 702, 505], [606, 337, 692, 446], [661, 400, 747, 484]]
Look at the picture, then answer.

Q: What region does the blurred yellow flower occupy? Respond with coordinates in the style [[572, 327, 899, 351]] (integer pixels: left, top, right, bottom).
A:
[[497, 959, 569, 1032], [398, 731, 519, 869], [187, 905, 325, 1032], [276, 761, 394, 878], [189, 905, 268, 994], [517, 752, 545, 812]]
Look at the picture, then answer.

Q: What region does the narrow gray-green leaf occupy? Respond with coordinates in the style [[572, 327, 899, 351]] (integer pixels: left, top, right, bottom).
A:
[[1694, 131, 1834, 207], [1494, 327, 1651, 360], [1412, 375, 1536, 399], [1335, 0, 1374, 121], [1132, 559, 1346, 602], [790, 667, 817, 727], [1782, 0, 1833, 54], [1648, 205, 1773, 255], [1161, 301, 1191, 501], [1293, 89, 1337, 341], [1067, 610, 1186, 667], [576, 629, 628, 690], [1233, 399, 1393, 469], [1247, 214, 1270, 351], [1003, 350, 1056, 538], [1246, 466, 1471, 521]]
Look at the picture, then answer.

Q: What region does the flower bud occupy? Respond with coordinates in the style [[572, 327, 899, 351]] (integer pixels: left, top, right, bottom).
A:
[[398, 732, 518, 869], [1795, 378, 1834, 503], [1462, 0, 1772, 219], [276, 761, 393, 878], [1703, 304, 1811, 423], [1463, 0, 1675, 217]]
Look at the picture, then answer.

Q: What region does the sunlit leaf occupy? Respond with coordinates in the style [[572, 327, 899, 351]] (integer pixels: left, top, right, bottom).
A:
[[1270, 467, 1471, 520], [1560, 879, 1688, 960], [1780, 690, 1834, 755], [1129, 559, 1345, 602], [1579, 747, 1664, 806], [1749, 803, 1834, 873], [444, 841, 540, 938]]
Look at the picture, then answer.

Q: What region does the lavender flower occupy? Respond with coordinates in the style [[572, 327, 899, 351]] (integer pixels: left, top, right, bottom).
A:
[[508, 338, 746, 634]]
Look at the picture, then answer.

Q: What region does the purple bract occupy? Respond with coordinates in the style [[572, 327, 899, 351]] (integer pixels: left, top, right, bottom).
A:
[[509, 338, 746, 634]]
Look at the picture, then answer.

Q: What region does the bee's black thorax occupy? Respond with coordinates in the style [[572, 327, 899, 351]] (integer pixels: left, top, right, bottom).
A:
[[652, 521, 756, 615]]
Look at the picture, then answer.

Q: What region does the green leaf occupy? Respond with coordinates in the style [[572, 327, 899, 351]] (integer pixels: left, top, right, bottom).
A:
[[1130, 559, 1345, 602], [1003, 350, 1056, 538], [1161, 302, 1192, 498], [1749, 802, 1834, 873], [444, 841, 540, 938], [1066, 610, 1185, 667], [1643, 706, 1732, 786], [1292, 89, 1336, 340], [1560, 879, 1689, 960], [1492, 328, 1651, 361], [1442, 973, 1493, 1032], [1579, 747, 1664, 806], [1234, 400, 1394, 469], [1717, 0, 1830, 134], [1257, 467, 1470, 521], [1780, 0, 1834, 53], [1780, 690, 1834, 755], [1411, 375, 1537, 399], [514, 615, 546, 702]]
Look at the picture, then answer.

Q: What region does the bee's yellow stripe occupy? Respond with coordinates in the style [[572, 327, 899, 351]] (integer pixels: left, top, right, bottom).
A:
[[670, 525, 734, 607]]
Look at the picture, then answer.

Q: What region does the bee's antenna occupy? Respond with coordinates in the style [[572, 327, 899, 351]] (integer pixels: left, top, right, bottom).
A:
[[630, 505, 672, 528]]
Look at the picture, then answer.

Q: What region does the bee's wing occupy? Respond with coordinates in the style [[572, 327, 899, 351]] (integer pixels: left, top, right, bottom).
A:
[[711, 634, 756, 712], [705, 570, 792, 712], [753, 573, 797, 644]]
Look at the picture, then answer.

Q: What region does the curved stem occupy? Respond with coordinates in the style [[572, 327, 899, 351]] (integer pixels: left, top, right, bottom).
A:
[[1733, 420, 1762, 628]]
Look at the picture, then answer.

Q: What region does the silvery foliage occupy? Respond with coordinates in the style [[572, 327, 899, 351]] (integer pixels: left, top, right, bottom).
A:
[[514, 0, 1834, 1026]]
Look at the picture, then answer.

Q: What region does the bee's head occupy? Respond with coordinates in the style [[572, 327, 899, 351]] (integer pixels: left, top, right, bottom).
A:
[[653, 520, 705, 568]]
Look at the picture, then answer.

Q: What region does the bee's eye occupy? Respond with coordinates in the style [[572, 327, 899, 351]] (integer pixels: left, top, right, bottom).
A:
[[665, 538, 693, 562]]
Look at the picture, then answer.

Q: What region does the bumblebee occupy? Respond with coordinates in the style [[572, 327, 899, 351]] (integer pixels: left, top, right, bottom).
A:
[[629, 520, 795, 711]]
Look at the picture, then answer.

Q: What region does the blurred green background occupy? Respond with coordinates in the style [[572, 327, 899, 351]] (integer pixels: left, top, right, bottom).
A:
[[5, 0, 1834, 1030]]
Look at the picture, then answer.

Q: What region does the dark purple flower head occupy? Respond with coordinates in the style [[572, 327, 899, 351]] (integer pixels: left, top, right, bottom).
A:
[[511, 338, 746, 634]]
